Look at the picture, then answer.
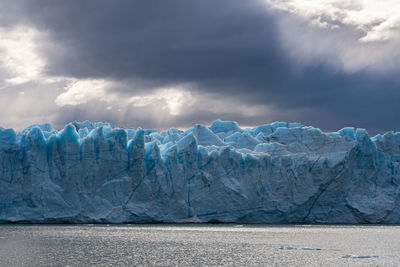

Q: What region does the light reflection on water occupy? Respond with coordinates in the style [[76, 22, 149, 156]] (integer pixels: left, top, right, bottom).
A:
[[0, 224, 399, 266]]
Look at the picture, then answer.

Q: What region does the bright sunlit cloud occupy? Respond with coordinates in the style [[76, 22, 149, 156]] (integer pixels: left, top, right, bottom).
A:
[[0, 26, 46, 86], [55, 79, 114, 106], [266, 0, 400, 42], [128, 86, 271, 118], [264, 0, 400, 72], [129, 87, 193, 116]]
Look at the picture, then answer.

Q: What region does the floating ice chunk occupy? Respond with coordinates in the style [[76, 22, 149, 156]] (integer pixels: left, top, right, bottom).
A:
[[343, 254, 378, 259], [279, 245, 296, 250], [301, 247, 321, 250]]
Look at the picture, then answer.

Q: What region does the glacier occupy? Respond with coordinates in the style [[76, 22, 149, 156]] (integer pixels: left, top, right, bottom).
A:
[[1, 119, 400, 224]]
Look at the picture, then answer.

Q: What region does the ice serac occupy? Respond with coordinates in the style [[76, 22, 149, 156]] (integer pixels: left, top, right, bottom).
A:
[[1, 120, 400, 223]]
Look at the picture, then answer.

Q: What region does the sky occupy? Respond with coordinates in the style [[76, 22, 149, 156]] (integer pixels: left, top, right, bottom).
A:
[[0, 0, 399, 134]]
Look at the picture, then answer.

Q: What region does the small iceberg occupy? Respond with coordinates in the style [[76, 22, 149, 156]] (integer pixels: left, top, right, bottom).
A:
[[279, 245, 296, 250], [343, 254, 378, 259], [301, 247, 321, 251]]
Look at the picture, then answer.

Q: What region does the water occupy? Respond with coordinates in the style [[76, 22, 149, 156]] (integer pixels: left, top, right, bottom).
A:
[[0, 224, 399, 266]]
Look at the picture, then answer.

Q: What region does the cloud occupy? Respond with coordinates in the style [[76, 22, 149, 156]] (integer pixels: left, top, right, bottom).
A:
[[128, 87, 193, 116], [0, 81, 65, 130], [266, 0, 400, 42], [52, 83, 276, 131], [0, 26, 47, 87], [55, 79, 114, 106], [0, 0, 399, 135], [265, 0, 400, 72]]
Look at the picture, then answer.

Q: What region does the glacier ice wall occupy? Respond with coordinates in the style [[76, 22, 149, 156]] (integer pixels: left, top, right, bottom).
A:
[[1, 120, 400, 223]]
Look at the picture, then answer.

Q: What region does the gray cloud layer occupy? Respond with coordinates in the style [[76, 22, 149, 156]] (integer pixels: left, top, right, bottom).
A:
[[0, 0, 399, 134]]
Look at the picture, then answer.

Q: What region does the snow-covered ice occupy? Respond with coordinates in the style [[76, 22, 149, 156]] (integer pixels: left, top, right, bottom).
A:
[[1, 119, 400, 223]]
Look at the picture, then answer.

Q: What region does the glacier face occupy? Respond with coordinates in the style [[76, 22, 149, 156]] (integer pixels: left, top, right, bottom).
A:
[[1, 120, 400, 223]]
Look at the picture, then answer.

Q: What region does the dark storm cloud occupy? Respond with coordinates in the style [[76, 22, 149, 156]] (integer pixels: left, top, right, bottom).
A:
[[1, 0, 400, 134], [20, 0, 285, 97]]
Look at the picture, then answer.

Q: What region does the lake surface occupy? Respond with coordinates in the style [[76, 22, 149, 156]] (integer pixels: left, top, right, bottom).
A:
[[0, 224, 399, 266]]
